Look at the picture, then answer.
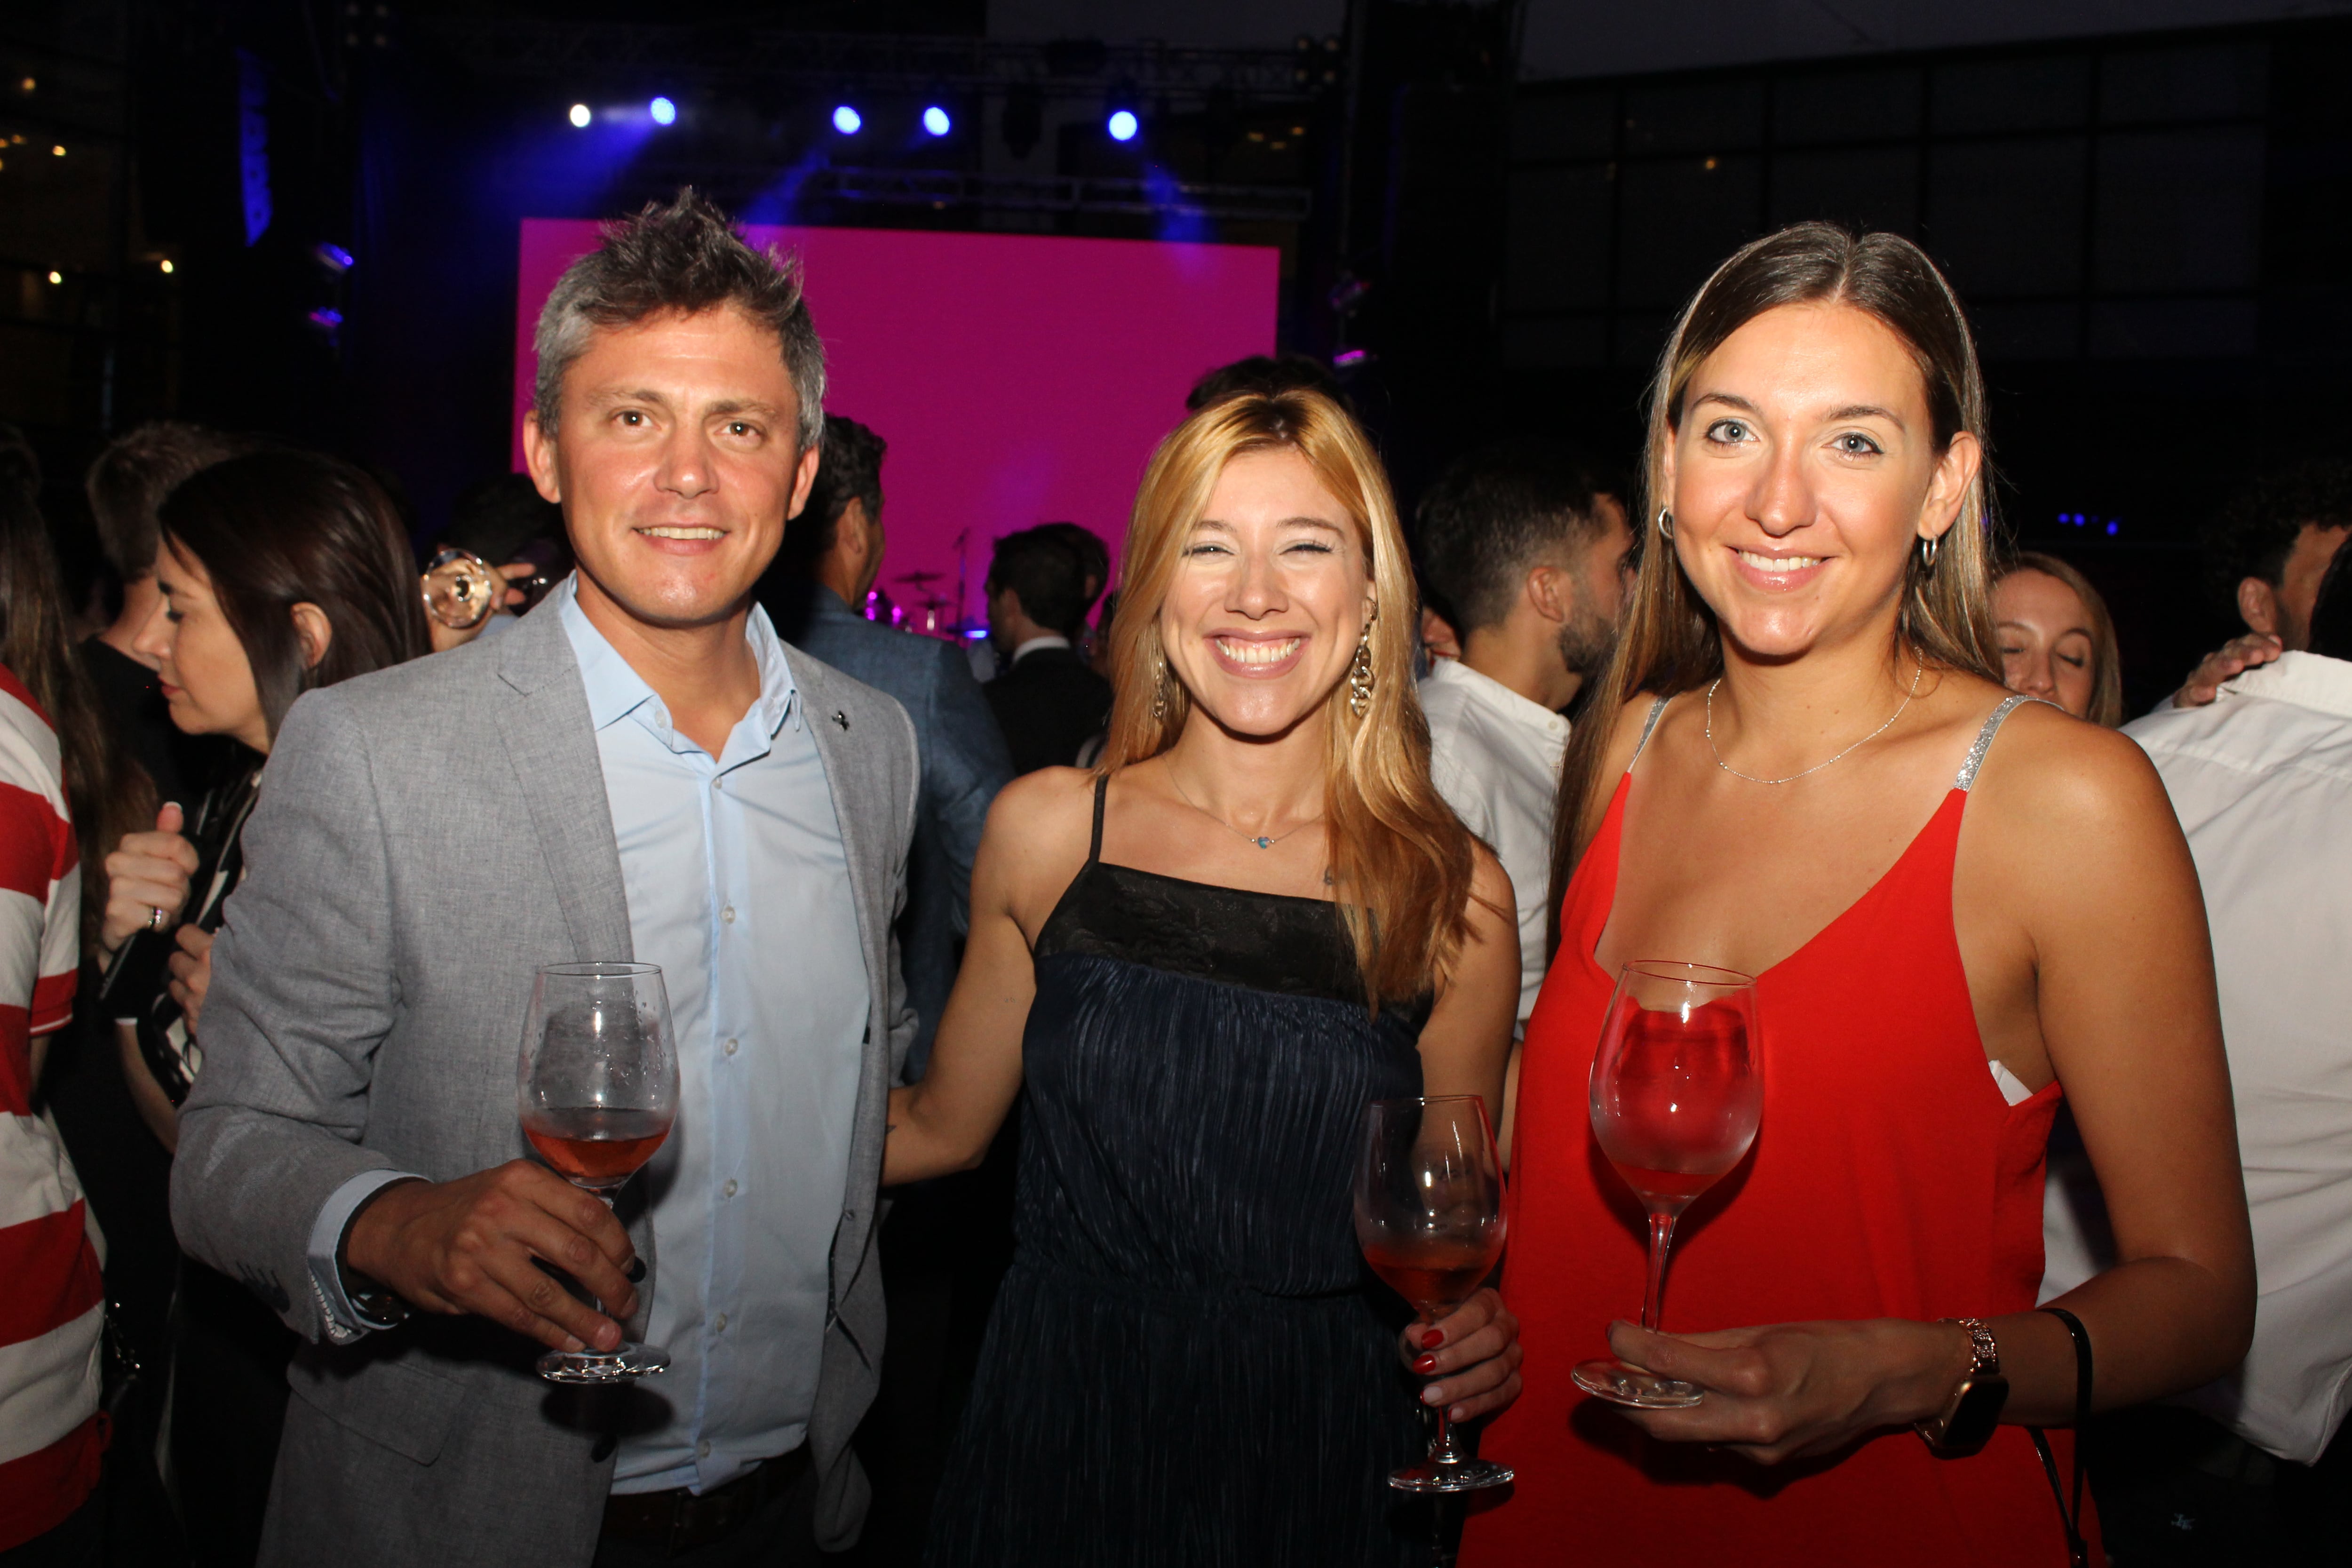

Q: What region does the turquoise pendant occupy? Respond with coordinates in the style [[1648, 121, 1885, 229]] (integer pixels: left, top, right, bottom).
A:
[[1254, 836, 1272, 848]]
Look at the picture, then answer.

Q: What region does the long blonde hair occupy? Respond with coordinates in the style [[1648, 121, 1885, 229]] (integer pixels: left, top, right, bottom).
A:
[[1547, 223, 2005, 955], [1100, 390, 1478, 1007]]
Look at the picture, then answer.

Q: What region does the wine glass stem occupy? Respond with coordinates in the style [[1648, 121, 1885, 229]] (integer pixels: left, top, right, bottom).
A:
[[1640, 1210, 1678, 1333], [1424, 1313, 1465, 1465]]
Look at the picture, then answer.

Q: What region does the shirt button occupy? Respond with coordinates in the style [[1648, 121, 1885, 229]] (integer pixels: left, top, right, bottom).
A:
[[721, 905, 736, 924], [697, 1440, 712, 1460], [723, 1178, 739, 1198], [724, 1037, 739, 1056], [713, 1313, 728, 1332]]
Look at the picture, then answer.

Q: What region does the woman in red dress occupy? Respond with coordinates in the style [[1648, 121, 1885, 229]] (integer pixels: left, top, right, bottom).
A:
[[1467, 224, 2254, 1564]]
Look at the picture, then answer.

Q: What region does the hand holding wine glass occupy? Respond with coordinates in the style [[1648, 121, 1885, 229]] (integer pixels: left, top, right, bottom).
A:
[[519, 961, 680, 1384], [1355, 1094, 1514, 1493], [1573, 960, 1761, 1408]]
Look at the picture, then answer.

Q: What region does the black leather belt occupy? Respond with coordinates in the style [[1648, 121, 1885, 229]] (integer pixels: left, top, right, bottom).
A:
[[601, 1445, 810, 1558]]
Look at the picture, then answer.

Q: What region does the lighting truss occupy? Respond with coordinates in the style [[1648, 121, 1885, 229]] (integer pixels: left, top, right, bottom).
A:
[[416, 18, 1321, 107]]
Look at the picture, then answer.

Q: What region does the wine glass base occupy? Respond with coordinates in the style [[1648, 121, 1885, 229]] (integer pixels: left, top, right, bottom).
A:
[[1572, 1357, 1705, 1408], [537, 1342, 671, 1385], [1388, 1457, 1514, 1494]]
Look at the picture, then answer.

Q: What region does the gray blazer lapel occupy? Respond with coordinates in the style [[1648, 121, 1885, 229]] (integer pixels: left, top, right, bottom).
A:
[[494, 607, 635, 965], [787, 651, 890, 997]]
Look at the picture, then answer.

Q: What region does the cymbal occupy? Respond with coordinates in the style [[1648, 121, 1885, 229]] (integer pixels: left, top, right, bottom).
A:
[[894, 569, 945, 585]]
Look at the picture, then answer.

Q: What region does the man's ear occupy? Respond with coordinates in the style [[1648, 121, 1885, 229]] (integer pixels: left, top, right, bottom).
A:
[[1525, 563, 1570, 625], [522, 413, 563, 505], [2238, 576, 2281, 637], [289, 602, 335, 671], [786, 441, 822, 522]]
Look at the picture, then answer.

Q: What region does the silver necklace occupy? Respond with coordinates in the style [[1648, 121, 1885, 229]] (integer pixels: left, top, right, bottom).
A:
[[1705, 661, 1923, 785], [1167, 769, 1321, 850]]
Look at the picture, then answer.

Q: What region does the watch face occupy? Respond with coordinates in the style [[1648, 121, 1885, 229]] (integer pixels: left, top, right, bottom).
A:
[[1947, 1374, 2012, 1453], [422, 549, 500, 630]]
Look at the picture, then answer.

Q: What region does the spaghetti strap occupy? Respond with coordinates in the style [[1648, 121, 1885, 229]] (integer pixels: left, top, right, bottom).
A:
[[1955, 695, 2051, 791], [1626, 695, 1671, 775], [1089, 772, 1109, 862]]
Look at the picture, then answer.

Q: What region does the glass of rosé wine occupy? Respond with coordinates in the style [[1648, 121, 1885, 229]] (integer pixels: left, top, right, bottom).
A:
[[1572, 960, 1760, 1409], [518, 961, 679, 1384], [1353, 1094, 1512, 1493]]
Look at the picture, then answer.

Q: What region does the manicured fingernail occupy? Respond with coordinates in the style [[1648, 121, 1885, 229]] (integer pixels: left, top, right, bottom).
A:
[[1449, 1405, 1469, 1422], [562, 1335, 584, 1352], [1420, 1329, 1445, 1349], [626, 1258, 647, 1283], [1413, 1353, 1438, 1374], [1422, 1384, 1444, 1405]]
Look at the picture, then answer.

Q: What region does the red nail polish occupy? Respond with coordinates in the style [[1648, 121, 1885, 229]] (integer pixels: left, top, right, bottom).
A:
[[1412, 1354, 1438, 1374], [1420, 1329, 1445, 1350]]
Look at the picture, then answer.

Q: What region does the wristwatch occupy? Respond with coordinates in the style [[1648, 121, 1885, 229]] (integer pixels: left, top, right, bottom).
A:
[[1915, 1317, 2008, 1456]]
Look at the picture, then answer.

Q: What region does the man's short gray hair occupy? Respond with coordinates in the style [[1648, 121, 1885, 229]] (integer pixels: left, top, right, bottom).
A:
[[532, 189, 825, 450]]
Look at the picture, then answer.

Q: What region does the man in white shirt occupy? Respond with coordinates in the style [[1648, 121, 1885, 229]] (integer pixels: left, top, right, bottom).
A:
[[1414, 443, 1633, 1029], [2046, 552, 2352, 1555]]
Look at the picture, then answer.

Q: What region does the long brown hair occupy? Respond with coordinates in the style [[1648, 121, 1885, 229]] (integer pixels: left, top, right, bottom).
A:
[[0, 473, 153, 954], [1994, 552, 2123, 728], [1100, 390, 1479, 1007], [1547, 223, 2004, 956], [159, 450, 432, 744]]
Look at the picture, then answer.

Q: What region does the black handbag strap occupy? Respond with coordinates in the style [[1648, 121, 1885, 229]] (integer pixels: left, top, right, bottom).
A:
[[2030, 1305, 2094, 1568]]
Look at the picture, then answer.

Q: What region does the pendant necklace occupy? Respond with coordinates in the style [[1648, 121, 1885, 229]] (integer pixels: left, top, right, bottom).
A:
[[1706, 661, 1924, 785], [1168, 769, 1321, 849]]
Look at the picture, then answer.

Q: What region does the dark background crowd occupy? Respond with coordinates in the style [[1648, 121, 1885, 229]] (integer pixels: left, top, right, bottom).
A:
[[6, 3, 2352, 1568]]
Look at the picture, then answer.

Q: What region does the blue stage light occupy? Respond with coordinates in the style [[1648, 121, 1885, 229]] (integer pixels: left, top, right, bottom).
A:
[[568, 103, 591, 128], [923, 104, 952, 136], [832, 104, 863, 135], [650, 96, 677, 126], [1107, 108, 1139, 142]]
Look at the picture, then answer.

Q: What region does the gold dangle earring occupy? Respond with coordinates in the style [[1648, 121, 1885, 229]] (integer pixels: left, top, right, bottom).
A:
[[1151, 657, 1169, 722], [1348, 607, 1376, 719]]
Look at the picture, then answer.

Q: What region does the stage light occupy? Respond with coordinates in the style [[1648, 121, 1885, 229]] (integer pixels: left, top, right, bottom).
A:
[[46, 270, 61, 285], [832, 104, 862, 135], [159, 259, 174, 274], [650, 96, 676, 126], [51, 143, 65, 156], [1106, 109, 1139, 142], [922, 104, 952, 136], [314, 242, 354, 273], [568, 103, 591, 128]]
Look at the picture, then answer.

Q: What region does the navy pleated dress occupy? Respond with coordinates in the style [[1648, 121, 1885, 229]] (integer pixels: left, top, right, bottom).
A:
[[925, 776, 1430, 1568]]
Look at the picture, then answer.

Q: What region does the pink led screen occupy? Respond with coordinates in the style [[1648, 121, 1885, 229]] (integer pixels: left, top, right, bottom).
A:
[[514, 220, 1279, 627]]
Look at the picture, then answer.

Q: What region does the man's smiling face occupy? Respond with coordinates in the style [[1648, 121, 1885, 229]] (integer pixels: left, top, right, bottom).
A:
[[525, 304, 819, 631]]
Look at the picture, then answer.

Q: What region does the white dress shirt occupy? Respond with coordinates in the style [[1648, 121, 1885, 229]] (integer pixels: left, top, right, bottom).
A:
[[304, 581, 869, 1496], [2043, 652, 2352, 1463], [1418, 658, 1568, 1030]]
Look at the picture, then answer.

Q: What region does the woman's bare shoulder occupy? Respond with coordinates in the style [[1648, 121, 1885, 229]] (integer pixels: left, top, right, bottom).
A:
[[982, 765, 1099, 855], [1966, 697, 2180, 852]]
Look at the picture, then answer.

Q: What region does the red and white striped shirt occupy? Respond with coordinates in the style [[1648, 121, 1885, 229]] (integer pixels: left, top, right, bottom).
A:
[[0, 663, 103, 1548]]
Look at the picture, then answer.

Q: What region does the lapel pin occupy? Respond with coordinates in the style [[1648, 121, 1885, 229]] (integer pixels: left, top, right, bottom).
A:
[[832, 709, 850, 730]]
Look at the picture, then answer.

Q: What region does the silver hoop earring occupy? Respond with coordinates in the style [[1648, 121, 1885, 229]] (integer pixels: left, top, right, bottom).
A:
[[1347, 633, 1375, 718], [1918, 533, 1940, 571], [1655, 507, 1675, 541]]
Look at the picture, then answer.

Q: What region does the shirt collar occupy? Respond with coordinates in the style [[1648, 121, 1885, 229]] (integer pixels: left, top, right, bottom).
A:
[[2222, 650, 2352, 720], [1427, 655, 1571, 739], [1010, 634, 1072, 665], [556, 575, 799, 753]]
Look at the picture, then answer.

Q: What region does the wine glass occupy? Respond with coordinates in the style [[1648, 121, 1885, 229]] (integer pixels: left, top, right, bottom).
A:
[[1354, 1095, 1513, 1493], [1572, 960, 1760, 1408], [517, 961, 679, 1384]]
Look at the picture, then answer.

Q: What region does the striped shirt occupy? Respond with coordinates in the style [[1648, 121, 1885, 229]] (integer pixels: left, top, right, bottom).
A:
[[0, 664, 104, 1548]]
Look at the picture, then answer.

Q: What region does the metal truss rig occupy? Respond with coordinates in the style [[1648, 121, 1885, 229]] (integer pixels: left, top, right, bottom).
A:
[[789, 164, 1311, 221], [420, 18, 1323, 106]]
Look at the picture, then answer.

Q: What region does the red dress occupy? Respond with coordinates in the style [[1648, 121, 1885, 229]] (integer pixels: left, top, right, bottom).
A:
[[1466, 696, 2092, 1565]]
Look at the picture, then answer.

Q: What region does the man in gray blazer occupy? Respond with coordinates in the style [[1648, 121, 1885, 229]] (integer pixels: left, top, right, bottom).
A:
[[171, 191, 918, 1567]]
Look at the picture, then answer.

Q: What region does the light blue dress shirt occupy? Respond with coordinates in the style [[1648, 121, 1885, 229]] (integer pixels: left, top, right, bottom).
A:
[[305, 579, 868, 1497]]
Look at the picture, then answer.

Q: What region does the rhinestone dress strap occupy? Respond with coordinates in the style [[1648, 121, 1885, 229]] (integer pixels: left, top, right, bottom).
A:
[[1954, 694, 2054, 792], [1625, 695, 1671, 775]]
